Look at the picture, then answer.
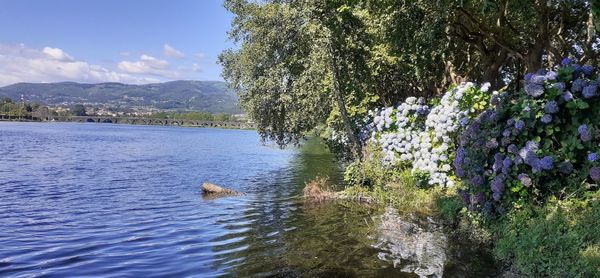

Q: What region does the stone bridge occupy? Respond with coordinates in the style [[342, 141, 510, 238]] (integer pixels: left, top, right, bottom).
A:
[[2, 114, 254, 129]]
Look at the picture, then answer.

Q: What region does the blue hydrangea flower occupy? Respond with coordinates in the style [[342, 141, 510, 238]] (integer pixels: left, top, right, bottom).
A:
[[541, 114, 552, 124], [502, 129, 511, 137], [553, 82, 566, 91], [539, 156, 554, 170], [572, 79, 587, 92], [524, 73, 535, 81], [508, 144, 518, 154], [582, 84, 597, 99], [470, 175, 484, 187], [544, 101, 559, 114], [525, 83, 544, 97], [502, 157, 513, 173], [563, 91, 574, 101], [582, 65, 594, 76], [579, 124, 592, 142], [561, 57, 573, 66], [491, 174, 506, 195], [514, 120, 525, 130], [545, 71, 557, 80], [589, 152, 598, 162], [493, 153, 505, 173]]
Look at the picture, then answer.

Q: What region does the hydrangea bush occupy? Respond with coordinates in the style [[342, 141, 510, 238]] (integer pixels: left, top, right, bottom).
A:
[[455, 59, 600, 214], [360, 82, 492, 187]]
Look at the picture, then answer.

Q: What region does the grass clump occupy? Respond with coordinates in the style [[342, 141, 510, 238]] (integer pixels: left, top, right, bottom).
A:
[[303, 176, 338, 201]]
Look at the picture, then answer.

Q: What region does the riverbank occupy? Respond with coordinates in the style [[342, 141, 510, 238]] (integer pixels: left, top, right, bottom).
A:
[[0, 116, 256, 130]]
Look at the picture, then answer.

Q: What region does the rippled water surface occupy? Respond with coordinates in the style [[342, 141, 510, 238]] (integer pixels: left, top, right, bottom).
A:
[[0, 122, 420, 277]]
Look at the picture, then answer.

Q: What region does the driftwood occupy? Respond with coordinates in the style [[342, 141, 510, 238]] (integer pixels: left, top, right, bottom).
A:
[[201, 182, 241, 197]]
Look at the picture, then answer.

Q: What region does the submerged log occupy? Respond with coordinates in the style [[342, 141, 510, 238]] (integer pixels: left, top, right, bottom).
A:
[[201, 182, 241, 196]]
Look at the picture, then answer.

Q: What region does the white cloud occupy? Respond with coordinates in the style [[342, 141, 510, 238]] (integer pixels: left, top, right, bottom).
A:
[[194, 52, 205, 60], [43, 47, 74, 61], [164, 44, 184, 59], [118, 54, 177, 78], [0, 44, 160, 86], [191, 63, 201, 72]]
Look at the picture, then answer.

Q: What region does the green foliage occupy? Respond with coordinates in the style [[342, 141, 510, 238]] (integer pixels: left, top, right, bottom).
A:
[[70, 104, 87, 116], [0, 97, 39, 117], [436, 190, 464, 223], [150, 111, 237, 122], [495, 194, 600, 277], [343, 147, 399, 189]]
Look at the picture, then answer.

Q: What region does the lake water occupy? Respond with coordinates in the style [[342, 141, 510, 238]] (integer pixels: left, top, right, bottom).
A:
[[0, 122, 415, 277]]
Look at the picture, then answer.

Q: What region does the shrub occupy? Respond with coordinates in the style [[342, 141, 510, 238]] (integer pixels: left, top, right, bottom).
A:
[[455, 60, 600, 213], [358, 82, 491, 187], [494, 194, 600, 277]]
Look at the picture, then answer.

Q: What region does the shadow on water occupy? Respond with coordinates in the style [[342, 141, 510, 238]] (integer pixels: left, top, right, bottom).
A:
[[207, 138, 417, 277]]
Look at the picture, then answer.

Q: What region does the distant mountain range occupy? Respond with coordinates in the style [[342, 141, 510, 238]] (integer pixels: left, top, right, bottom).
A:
[[0, 80, 241, 114]]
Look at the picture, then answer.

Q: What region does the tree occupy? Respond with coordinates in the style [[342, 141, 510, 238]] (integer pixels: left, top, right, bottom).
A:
[[220, 0, 598, 160], [220, 0, 378, 159], [71, 104, 87, 116]]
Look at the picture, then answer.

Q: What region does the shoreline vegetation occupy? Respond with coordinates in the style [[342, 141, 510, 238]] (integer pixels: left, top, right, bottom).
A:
[[0, 97, 255, 130], [221, 1, 600, 276]]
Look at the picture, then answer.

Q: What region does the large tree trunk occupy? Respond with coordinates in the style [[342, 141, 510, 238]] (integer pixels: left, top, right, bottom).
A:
[[327, 41, 362, 161]]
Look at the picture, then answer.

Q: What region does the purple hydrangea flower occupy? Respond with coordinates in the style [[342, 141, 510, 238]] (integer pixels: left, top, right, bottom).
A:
[[539, 156, 554, 170], [515, 120, 525, 130], [518, 173, 532, 187], [582, 65, 594, 76], [502, 129, 511, 137], [553, 82, 566, 91], [502, 158, 513, 173], [525, 83, 545, 97], [474, 192, 486, 205], [590, 167, 600, 181], [541, 114, 553, 124], [582, 84, 597, 99], [589, 152, 598, 162], [563, 91, 574, 101], [526, 141, 539, 150], [508, 144, 518, 154], [544, 101, 559, 114], [524, 73, 535, 81], [561, 57, 573, 66], [506, 118, 516, 126], [579, 124, 592, 142], [493, 153, 505, 173], [557, 161, 573, 174], [470, 175, 484, 187], [545, 71, 557, 81], [572, 79, 587, 93], [491, 174, 506, 194], [531, 75, 547, 85]]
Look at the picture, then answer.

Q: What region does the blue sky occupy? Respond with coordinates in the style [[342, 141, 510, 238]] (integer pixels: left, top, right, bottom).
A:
[[0, 0, 235, 86]]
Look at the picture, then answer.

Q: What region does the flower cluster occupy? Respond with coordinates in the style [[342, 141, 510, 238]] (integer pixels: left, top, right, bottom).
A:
[[455, 59, 600, 214], [363, 82, 491, 187]]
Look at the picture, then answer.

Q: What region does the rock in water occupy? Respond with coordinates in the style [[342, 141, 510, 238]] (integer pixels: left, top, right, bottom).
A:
[[374, 207, 447, 278], [201, 183, 240, 196]]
